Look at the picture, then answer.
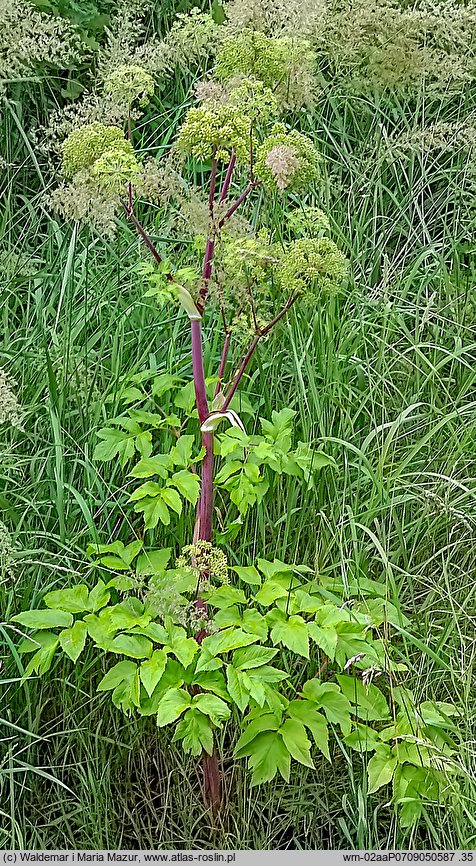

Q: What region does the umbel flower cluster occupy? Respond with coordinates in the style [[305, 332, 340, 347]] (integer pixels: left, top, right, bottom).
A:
[[54, 11, 348, 321]]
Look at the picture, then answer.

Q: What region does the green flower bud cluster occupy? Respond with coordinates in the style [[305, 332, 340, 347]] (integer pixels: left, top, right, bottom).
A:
[[62, 122, 140, 195], [219, 229, 278, 293], [279, 237, 348, 299], [104, 64, 155, 108], [255, 123, 321, 193], [214, 30, 318, 109], [215, 29, 290, 90], [226, 76, 278, 124], [177, 103, 251, 162], [176, 541, 229, 585], [288, 206, 331, 237]]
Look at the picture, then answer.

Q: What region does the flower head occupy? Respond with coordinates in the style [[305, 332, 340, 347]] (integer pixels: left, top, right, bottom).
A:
[[177, 103, 251, 162], [264, 144, 300, 191], [104, 64, 155, 108], [288, 206, 331, 237], [255, 123, 321, 192], [279, 237, 348, 299], [91, 146, 141, 194], [215, 29, 289, 89], [62, 122, 131, 179], [0, 521, 15, 582], [61, 122, 141, 196], [227, 76, 278, 123]]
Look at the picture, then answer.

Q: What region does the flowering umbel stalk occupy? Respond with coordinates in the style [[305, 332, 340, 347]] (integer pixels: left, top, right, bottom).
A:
[[120, 138, 309, 808]]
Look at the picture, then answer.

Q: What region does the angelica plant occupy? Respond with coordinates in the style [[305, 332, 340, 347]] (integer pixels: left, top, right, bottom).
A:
[[8, 13, 466, 828]]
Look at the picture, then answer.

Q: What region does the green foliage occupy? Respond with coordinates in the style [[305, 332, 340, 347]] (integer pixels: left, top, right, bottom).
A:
[[10, 545, 464, 826], [3, 0, 474, 849]]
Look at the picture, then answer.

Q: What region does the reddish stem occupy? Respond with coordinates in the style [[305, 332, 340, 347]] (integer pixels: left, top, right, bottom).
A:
[[208, 156, 218, 212], [222, 293, 298, 410], [122, 203, 174, 281], [218, 180, 259, 229], [218, 153, 236, 203], [223, 336, 259, 411], [214, 332, 231, 398], [190, 319, 209, 424]]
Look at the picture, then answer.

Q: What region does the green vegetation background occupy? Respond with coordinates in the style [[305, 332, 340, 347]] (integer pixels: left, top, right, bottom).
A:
[[1, 0, 476, 851]]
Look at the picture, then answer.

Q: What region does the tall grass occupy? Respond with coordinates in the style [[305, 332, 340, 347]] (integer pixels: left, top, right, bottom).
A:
[[1, 14, 476, 849]]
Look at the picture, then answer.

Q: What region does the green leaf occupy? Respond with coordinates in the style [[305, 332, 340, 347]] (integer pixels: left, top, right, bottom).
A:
[[161, 487, 183, 515], [152, 373, 180, 398], [110, 634, 153, 659], [174, 381, 196, 414], [261, 408, 296, 446], [97, 660, 137, 692], [247, 665, 288, 683], [129, 455, 172, 479], [111, 672, 141, 712], [94, 427, 137, 465], [192, 670, 229, 700], [254, 580, 289, 606], [12, 609, 73, 630], [302, 681, 352, 736], [169, 435, 195, 468], [135, 548, 172, 576], [279, 718, 314, 768], [23, 638, 59, 678], [241, 609, 268, 641], [344, 724, 381, 753], [58, 620, 87, 662], [368, 746, 398, 794], [138, 622, 168, 643], [307, 622, 338, 661], [202, 627, 259, 657], [88, 580, 110, 612], [270, 614, 309, 659], [138, 659, 186, 716], [232, 646, 278, 670], [44, 585, 90, 613], [169, 469, 200, 505], [129, 481, 164, 502], [248, 731, 291, 785], [166, 627, 199, 668], [287, 700, 330, 761], [194, 650, 223, 674], [140, 649, 167, 697], [18, 631, 58, 654], [226, 665, 250, 712], [204, 586, 247, 610], [109, 599, 149, 630], [134, 496, 170, 529], [233, 565, 261, 586], [234, 712, 282, 757], [84, 613, 114, 650], [192, 693, 231, 723], [336, 675, 391, 722], [173, 708, 214, 756], [156, 687, 191, 726]]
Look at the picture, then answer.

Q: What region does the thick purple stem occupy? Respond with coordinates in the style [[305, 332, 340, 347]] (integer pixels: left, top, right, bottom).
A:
[[194, 431, 214, 543], [218, 181, 258, 229], [191, 319, 209, 424]]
